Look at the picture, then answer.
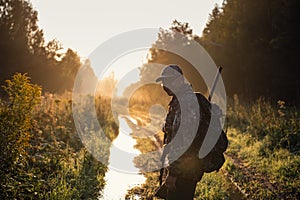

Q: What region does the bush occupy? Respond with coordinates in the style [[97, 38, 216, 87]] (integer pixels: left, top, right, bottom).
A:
[[0, 73, 41, 170], [0, 73, 118, 199], [0, 73, 41, 198]]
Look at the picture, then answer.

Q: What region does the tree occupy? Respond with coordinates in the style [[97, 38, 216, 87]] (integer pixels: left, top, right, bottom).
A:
[[0, 0, 45, 75], [201, 0, 300, 103], [143, 20, 209, 94], [0, 0, 82, 94], [56, 49, 81, 92]]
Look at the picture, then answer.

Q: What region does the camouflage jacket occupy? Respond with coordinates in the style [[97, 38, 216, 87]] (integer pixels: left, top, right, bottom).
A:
[[162, 84, 204, 181]]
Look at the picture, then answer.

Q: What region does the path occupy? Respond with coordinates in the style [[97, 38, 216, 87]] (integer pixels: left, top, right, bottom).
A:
[[224, 152, 284, 199]]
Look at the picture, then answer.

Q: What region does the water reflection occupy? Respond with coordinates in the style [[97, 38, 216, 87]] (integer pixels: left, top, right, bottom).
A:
[[100, 116, 146, 200]]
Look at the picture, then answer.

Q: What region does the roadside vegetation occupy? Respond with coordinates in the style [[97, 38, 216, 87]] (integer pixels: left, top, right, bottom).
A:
[[0, 73, 118, 199], [224, 95, 300, 199], [125, 95, 300, 199]]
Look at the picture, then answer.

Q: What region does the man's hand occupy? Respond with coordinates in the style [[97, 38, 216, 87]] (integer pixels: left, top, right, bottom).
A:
[[166, 175, 177, 191]]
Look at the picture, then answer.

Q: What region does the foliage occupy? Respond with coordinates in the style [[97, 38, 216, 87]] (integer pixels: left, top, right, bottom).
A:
[[225, 129, 300, 199], [0, 74, 118, 199], [201, 0, 300, 102], [95, 95, 119, 141], [0, 0, 81, 93], [227, 95, 300, 152], [0, 73, 41, 172], [225, 97, 300, 199], [194, 172, 231, 200], [141, 21, 209, 94], [136, 0, 300, 103], [0, 0, 43, 54]]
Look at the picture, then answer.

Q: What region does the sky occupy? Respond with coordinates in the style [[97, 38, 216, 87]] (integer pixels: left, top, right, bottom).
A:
[[30, 0, 224, 58]]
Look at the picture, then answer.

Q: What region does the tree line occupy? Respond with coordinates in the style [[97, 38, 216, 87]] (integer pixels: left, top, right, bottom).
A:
[[1, 0, 299, 105], [0, 0, 81, 94], [138, 0, 300, 105], [201, 0, 300, 104]]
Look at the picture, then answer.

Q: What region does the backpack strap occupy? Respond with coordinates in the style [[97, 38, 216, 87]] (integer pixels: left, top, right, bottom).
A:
[[188, 92, 211, 154]]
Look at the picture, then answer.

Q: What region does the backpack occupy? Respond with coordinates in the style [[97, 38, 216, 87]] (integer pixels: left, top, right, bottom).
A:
[[194, 92, 228, 173]]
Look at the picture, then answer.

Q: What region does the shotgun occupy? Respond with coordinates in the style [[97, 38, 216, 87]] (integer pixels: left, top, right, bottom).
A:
[[208, 66, 222, 102]]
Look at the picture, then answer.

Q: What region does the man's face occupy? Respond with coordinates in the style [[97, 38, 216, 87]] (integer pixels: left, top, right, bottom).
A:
[[161, 77, 177, 96]]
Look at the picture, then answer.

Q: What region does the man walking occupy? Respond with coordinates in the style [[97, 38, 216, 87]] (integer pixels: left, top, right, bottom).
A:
[[156, 64, 204, 200]]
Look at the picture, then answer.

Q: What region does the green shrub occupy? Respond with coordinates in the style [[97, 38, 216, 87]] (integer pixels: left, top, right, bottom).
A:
[[0, 73, 118, 199], [0, 73, 41, 198], [0, 73, 41, 170]]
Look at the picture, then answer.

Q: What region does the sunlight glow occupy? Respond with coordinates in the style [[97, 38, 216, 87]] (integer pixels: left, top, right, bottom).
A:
[[30, 0, 224, 57]]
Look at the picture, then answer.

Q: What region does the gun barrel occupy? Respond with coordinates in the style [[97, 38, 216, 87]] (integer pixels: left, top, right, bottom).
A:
[[208, 66, 223, 102]]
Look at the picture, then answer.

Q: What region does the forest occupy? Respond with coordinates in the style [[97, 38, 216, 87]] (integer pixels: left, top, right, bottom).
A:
[[0, 0, 299, 199]]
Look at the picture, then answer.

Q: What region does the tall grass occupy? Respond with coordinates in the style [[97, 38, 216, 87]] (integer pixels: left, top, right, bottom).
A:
[[227, 95, 300, 152], [125, 94, 300, 199], [0, 73, 118, 199], [226, 95, 300, 199]]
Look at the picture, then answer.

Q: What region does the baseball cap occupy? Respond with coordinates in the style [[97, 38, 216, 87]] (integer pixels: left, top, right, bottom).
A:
[[156, 64, 183, 82]]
